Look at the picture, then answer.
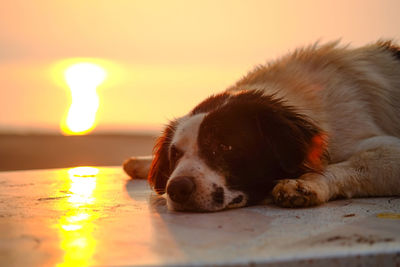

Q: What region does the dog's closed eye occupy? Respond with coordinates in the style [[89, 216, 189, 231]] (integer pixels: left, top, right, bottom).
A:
[[170, 145, 183, 169]]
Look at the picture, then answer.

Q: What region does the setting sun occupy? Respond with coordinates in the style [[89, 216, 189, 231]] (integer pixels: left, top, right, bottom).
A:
[[61, 62, 107, 135]]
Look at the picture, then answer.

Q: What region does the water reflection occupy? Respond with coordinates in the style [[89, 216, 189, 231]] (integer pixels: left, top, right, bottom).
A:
[[56, 167, 99, 267]]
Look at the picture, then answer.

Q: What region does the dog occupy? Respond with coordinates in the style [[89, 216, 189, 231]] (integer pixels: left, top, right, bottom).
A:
[[123, 40, 400, 212]]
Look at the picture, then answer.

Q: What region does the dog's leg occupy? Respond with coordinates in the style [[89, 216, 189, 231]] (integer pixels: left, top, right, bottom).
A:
[[272, 136, 400, 208], [123, 156, 153, 179]]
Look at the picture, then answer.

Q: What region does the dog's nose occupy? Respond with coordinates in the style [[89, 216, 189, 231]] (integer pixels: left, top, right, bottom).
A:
[[167, 176, 195, 204]]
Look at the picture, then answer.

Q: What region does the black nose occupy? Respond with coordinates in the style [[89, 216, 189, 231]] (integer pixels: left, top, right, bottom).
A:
[[167, 176, 195, 204]]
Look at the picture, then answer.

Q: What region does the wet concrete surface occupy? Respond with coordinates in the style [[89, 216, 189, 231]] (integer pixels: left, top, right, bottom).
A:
[[1, 167, 399, 266]]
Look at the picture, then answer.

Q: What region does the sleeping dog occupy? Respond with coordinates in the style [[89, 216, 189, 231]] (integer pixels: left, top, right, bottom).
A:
[[124, 41, 400, 212]]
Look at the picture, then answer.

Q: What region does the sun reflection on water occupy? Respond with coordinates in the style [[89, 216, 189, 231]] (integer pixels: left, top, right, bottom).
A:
[[56, 166, 99, 267]]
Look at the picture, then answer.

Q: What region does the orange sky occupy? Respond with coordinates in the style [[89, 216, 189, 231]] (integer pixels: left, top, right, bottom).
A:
[[1, 0, 399, 134]]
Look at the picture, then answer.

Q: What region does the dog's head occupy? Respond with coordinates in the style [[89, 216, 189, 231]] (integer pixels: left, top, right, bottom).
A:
[[148, 90, 326, 211]]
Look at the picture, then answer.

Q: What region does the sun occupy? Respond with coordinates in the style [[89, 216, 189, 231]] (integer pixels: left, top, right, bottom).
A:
[[61, 62, 107, 135]]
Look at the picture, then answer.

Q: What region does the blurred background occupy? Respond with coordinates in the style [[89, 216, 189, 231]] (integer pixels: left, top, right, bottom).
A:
[[1, 0, 399, 171]]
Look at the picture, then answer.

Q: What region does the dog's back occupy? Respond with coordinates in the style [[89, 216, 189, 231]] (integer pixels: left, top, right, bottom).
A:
[[355, 42, 400, 137], [229, 41, 400, 162]]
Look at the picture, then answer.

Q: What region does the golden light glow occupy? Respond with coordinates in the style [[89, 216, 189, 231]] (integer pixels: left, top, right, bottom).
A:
[[60, 62, 106, 135], [56, 166, 100, 267], [68, 166, 99, 177]]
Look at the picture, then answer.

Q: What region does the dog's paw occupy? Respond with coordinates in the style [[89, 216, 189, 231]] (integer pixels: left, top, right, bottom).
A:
[[272, 178, 326, 208], [123, 156, 152, 179]]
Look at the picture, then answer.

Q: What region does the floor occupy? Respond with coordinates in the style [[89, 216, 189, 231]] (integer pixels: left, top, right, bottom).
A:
[[1, 167, 399, 266]]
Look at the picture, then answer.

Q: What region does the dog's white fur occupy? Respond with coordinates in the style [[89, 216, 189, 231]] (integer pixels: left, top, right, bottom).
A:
[[124, 41, 400, 210]]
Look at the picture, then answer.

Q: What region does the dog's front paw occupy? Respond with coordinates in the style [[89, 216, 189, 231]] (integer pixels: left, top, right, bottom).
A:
[[272, 178, 326, 208], [123, 156, 152, 179]]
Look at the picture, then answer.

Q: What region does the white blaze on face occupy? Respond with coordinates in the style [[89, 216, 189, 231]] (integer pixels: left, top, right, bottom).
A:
[[171, 114, 205, 159], [167, 113, 246, 211]]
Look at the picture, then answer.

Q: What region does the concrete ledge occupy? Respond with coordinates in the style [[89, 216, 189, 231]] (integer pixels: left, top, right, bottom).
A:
[[1, 167, 399, 266]]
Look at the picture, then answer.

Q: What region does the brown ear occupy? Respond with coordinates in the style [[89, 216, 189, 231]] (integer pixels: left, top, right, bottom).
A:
[[148, 121, 176, 194], [256, 100, 323, 176]]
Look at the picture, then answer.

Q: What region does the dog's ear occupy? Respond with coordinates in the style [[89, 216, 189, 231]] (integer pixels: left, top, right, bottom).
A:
[[256, 102, 323, 177], [148, 122, 176, 194]]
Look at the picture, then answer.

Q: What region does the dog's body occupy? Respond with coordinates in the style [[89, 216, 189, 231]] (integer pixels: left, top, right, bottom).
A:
[[124, 41, 400, 212]]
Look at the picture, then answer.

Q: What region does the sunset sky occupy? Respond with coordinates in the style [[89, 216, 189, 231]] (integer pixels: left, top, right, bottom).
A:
[[1, 0, 399, 134]]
